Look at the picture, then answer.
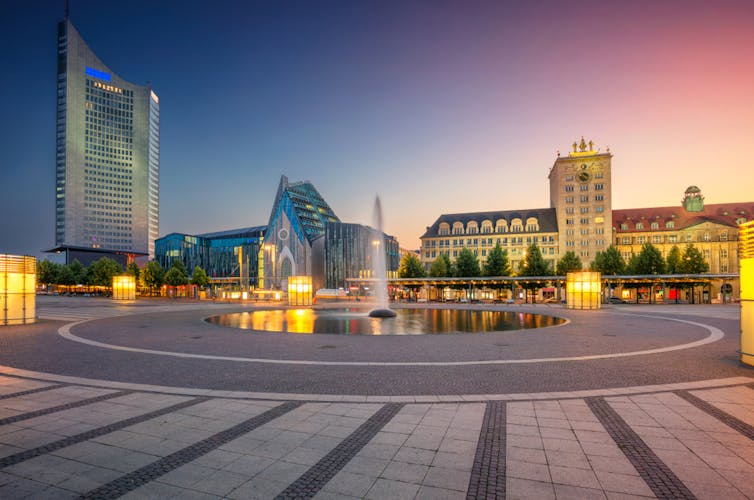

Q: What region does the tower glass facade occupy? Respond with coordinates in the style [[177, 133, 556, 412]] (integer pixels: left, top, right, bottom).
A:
[[55, 19, 159, 257]]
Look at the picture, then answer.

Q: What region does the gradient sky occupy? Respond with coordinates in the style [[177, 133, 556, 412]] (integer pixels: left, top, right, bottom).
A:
[[2, 0, 753, 259]]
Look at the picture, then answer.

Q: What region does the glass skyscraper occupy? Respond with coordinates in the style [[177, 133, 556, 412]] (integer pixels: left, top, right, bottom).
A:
[[55, 18, 159, 258]]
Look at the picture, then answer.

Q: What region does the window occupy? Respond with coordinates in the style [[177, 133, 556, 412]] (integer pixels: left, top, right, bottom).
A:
[[620, 223, 628, 230], [438, 223, 450, 236], [580, 184, 589, 191], [595, 172, 604, 179], [595, 228, 604, 235], [636, 223, 643, 230], [595, 206, 604, 213], [580, 195, 589, 202], [686, 234, 692, 242], [703, 233, 710, 241], [566, 240, 575, 247], [737, 217, 747, 225], [720, 232, 727, 241], [652, 235, 662, 244], [481, 250, 486, 256], [703, 249, 710, 260], [666, 221, 675, 229], [565, 175, 574, 181], [669, 235, 678, 243], [594, 183, 604, 190], [594, 195, 604, 201], [650, 222, 658, 230], [566, 218, 574, 225], [580, 218, 589, 224], [721, 263, 728, 272], [580, 229, 589, 235], [565, 196, 574, 203], [565, 185, 574, 192], [566, 207, 574, 214], [580, 207, 589, 214], [638, 236, 646, 244], [721, 248, 728, 259], [566, 229, 574, 236]]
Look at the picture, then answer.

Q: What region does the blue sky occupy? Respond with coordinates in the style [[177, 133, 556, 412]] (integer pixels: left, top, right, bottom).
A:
[[2, 0, 753, 258]]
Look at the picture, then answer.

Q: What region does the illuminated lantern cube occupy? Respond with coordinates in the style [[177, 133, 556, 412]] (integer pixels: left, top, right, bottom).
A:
[[566, 271, 601, 310], [0, 254, 36, 325], [112, 275, 136, 301], [740, 221, 754, 366], [287, 276, 312, 306]]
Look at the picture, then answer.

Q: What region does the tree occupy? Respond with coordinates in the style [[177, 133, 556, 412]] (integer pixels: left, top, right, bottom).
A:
[[170, 258, 188, 277], [397, 253, 426, 278], [126, 262, 140, 281], [141, 260, 165, 294], [69, 259, 87, 285], [453, 248, 480, 277], [677, 244, 709, 274], [428, 254, 450, 277], [665, 245, 682, 274], [591, 245, 626, 275], [556, 251, 582, 276], [164, 266, 189, 286], [37, 260, 60, 288], [628, 243, 665, 275], [518, 244, 552, 303], [89, 258, 123, 287], [484, 244, 511, 277], [191, 266, 209, 287], [676, 244, 709, 304], [57, 265, 76, 286]]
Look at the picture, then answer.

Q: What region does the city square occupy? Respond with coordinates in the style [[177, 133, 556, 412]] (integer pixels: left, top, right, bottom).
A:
[[3, 0, 754, 498], [0, 297, 752, 498]]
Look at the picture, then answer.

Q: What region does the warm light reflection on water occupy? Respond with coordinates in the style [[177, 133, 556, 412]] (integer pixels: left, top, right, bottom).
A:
[[205, 308, 564, 335]]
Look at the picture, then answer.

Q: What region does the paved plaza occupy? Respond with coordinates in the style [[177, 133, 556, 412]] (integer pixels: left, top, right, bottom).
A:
[[0, 296, 752, 498]]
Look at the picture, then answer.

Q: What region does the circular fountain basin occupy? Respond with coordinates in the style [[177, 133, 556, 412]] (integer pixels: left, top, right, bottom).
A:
[[205, 308, 565, 335]]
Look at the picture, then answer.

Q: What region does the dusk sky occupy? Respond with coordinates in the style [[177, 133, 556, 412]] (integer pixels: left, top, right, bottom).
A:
[[2, 0, 753, 259]]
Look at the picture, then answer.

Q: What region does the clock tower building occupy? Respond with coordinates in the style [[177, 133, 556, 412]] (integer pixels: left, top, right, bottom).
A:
[[549, 138, 613, 261]]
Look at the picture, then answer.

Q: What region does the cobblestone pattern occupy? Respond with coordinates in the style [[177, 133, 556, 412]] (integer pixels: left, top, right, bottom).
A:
[[0, 396, 210, 469], [0, 383, 62, 400], [466, 400, 505, 500], [78, 401, 302, 499], [675, 390, 754, 440], [0, 390, 130, 426], [274, 403, 404, 499], [586, 397, 696, 499]]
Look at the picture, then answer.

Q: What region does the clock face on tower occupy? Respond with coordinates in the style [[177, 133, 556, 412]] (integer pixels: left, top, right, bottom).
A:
[[577, 170, 591, 182]]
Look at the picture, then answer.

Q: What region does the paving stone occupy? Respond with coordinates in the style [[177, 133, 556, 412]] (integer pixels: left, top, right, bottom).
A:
[[365, 477, 420, 499], [322, 471, 376, 497], [553, 483, 608, 500], [507, 477, 555, 500], [507, 459, 551, 482], [594, 470, 655, 497]]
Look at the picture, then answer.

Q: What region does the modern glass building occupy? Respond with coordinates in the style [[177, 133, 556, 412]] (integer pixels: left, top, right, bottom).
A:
[[155, 226, 266, 287], [55, 18, 159, 258], [320, 222, 400, 289]]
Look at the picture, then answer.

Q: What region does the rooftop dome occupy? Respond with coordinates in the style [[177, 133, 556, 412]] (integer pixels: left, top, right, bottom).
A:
[[685, 185, 702, 194]]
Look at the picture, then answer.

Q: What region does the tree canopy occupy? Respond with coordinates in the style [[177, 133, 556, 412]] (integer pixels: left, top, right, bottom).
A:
[[590, 245, 626, 275], [627, 243, 665, 275], [556, 251, 582, 275], [164, 266, 189, 286], [141, 260, 165, 292], [518, 244, 551, 278], [397, 252, 426, 278], [665, 245, 682, 274], [428, 254, 451, 277], [484, 244, 511, 277], [88, 258, 123, 287], [191, 266, 210, 287], [453, 248, 481, 277], [677, 244, 709, 274]]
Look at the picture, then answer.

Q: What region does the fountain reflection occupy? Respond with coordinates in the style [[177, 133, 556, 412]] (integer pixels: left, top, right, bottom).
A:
[[206, 308, 564, 335]]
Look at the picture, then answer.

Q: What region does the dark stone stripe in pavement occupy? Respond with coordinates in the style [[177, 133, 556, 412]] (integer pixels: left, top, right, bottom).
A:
[[466, 400, 506, 500], [77, 401, 302, 500], [0, 390, 131, 426], [675, 390, 754, 440], [0, 383, 63, 400], [0, 396, 210, 470], [586, 397, 696, 500], [275, 403, 404, 500]]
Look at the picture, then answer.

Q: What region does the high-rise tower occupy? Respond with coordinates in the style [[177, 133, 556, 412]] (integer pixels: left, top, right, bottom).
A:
[[549, 138, 612, 261], [55, 18, 159, 259]]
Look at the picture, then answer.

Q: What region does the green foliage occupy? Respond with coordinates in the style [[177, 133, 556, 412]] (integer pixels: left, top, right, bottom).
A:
[[591, 245, 626, 275], [397, 253, 426, 278], [37, 260, 59, 286], [88, 258, 124, 287], [665, 245, 682, 274], [518, 244, 551, 278], [484, 244, 511, 277], [428, 254, 450, 277], [677, 244, 709, 274], [453, 248, 481, 277], [141, 260, 165, 291], [170, 258, 188, 276], [191, 266, 209, 287], [57, 265, 75, 286], [556, 251, 583, 275], [126, 262, 140, 281], [69, 259, 87, 285], [627, 243, 665, 275], [164, 266, 189, 286]]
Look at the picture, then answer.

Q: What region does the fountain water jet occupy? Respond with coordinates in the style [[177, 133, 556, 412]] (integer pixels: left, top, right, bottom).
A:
[[368, 196, 396, 318]]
